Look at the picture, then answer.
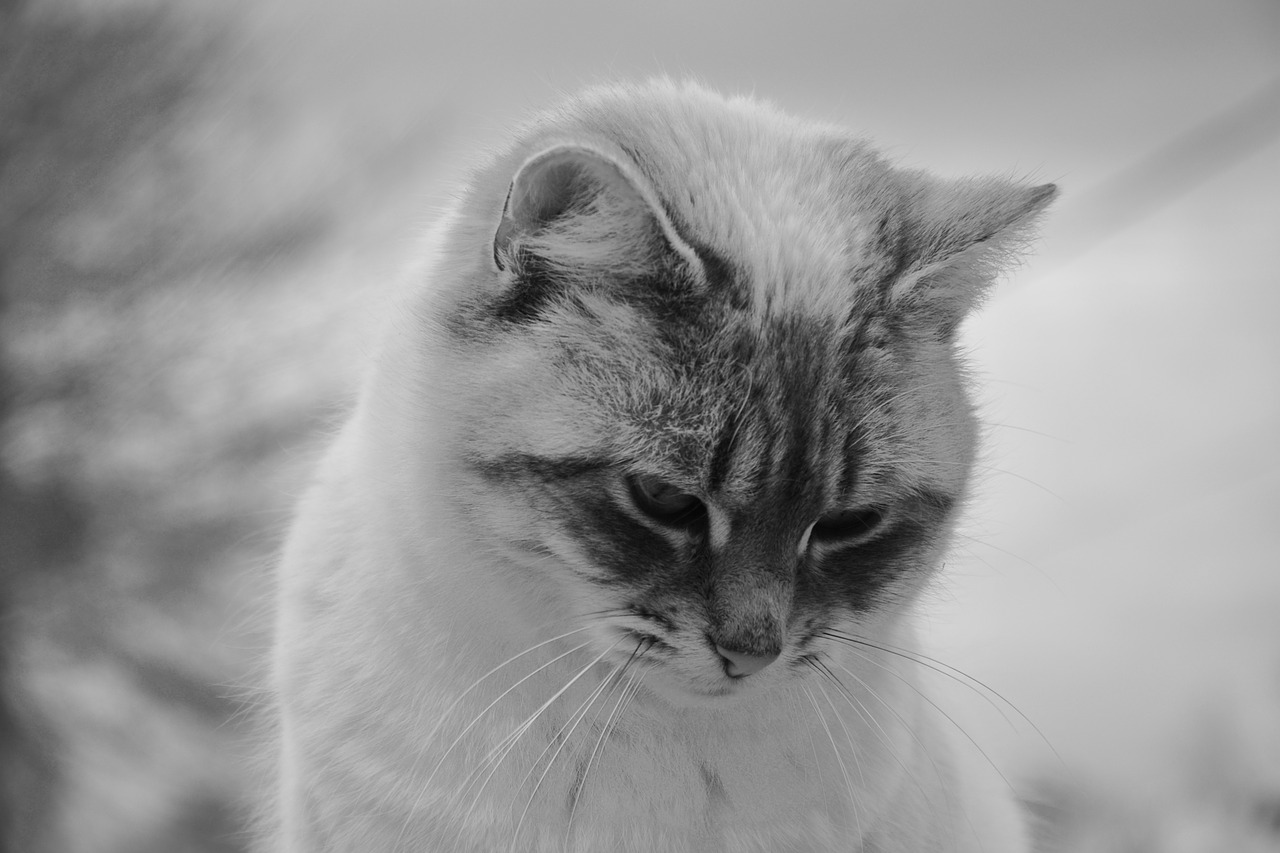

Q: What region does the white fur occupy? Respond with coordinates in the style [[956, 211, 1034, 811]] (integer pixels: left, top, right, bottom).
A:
[[269, 80, 1052, 852]]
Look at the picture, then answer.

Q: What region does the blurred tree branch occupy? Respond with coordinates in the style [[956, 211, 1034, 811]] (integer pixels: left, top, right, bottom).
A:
[[1, 2, 55, 847], [0, 4, 222, 850]]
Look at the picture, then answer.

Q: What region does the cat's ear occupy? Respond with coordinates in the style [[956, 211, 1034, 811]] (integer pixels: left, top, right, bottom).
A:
[[492, 144, 702, 292], [890, 176, 1057, 337]]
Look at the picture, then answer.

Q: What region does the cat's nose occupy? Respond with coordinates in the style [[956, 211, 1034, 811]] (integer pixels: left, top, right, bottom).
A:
[[715, 645, 780, 678]]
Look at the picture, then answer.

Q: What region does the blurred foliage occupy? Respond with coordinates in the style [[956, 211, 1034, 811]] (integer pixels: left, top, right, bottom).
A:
[[0, 0, 452, 845], [1, 3, 202, 303], [0, 2, 335, 850]]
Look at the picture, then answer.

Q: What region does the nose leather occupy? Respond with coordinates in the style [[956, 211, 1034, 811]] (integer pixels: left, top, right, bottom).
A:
[[715, 645, 780, 678]]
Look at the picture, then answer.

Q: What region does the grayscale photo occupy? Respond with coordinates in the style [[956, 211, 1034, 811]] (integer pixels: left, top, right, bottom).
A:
[[1, 1, 1277, 851]]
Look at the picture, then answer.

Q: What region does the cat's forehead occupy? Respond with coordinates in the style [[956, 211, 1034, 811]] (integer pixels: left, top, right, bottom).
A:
[[551, 82, 903, 319], [679, 155, 895, 322], [571, 303, 963, 500]]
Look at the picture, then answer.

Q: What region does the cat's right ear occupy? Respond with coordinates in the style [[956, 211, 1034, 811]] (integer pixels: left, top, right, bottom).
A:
[[889, 176, 1058, 338], [490, 145, 703, 317]]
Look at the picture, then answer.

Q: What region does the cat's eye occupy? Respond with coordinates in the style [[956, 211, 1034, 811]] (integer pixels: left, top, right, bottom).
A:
[[627, 474, 705, 526], [808, 506, 885, 546]]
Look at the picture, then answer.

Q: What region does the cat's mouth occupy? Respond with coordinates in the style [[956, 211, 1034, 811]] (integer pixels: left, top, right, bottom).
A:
[[611, 629, 768, 703]]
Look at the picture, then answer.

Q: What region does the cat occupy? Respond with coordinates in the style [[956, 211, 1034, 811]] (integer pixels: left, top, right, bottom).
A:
[[270, 79, 1056, 852]]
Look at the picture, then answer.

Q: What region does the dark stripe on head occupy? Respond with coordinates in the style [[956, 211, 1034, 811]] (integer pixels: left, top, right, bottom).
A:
[[836, 430, 862, 499], [490, 249, 568, 324], [810, 399, 837, 499], [779, 414, 813, 494], [705, 408, 741, 493], [688, 240, 749, 311]]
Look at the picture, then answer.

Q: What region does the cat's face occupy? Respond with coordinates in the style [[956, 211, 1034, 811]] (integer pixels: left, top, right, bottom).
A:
[[428, 82, 1052, 702], [461, 304, 970, 701]]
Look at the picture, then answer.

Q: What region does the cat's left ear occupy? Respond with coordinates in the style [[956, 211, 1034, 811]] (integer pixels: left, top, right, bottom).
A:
[[890, 176, 1057, 337]]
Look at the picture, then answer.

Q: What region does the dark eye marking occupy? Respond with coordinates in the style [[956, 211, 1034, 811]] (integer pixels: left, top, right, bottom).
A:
[[469, 452, 611, 482], [807, 488, 956, 552], [627, 474, 706, 528], [809, 506, 885, 545]]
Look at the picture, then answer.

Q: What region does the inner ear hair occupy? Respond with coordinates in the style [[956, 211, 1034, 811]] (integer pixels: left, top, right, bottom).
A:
[[492, 143, 705, 283]]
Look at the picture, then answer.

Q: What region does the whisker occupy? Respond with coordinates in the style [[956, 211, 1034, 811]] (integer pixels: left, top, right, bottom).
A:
[[948, 530, 1037, 568], [806, 678, 867, 838], [423, 640, 597, 796], [844, 630, 1065, 771], [885, 451, 1064, 496], [976, 420, 1070, 444], [946, 530, 1061, 590], [799, 684, 862, 839], [820, 630, 1016, 729], [447, 640, 622, 843], [824, 658, 958, 832], [391, 628, 599, 850], [822, 633, 1017, 794], [508, 659, 621, 853], [824, 659, 944, 784], [428, 625, 599, 749], [795, 687, 827, 789], [564, 641, 648, 848], [805, 656, 934, 809], [822, 630, 1062, 766]]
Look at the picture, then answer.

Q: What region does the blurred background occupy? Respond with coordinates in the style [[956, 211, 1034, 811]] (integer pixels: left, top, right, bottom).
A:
[[1, 0, 1276, 850]]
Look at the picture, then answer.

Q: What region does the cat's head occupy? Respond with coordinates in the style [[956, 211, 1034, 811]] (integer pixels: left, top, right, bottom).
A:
[[419, 81, 1054, 701]]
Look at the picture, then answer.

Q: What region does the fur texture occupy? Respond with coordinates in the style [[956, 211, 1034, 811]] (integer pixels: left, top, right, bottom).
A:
[[271, 80, 1055, 852]]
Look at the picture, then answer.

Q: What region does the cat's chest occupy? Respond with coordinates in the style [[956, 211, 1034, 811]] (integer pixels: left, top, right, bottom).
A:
[[423, 687, 869, 853]]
